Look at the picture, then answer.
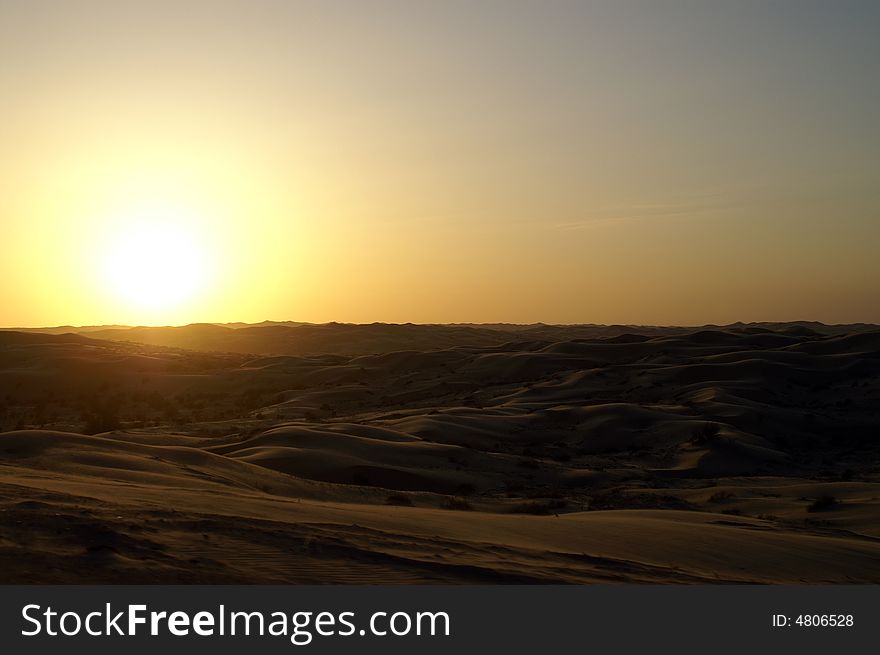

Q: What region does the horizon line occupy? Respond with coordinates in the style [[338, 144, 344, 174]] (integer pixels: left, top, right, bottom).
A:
[[3, 318, 879, 331]]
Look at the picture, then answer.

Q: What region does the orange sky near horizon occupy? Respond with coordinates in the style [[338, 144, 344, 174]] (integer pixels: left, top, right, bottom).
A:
[[2, 1, 879, 328]]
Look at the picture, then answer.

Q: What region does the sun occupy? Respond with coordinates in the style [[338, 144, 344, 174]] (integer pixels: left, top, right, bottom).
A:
[[100, 208, 212, 314]]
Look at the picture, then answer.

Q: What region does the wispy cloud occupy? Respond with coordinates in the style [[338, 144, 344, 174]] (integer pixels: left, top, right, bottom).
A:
[[554, 189, 750, 231]]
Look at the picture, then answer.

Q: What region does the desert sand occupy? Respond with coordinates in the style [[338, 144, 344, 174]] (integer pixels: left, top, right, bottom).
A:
[[1, 322, 879, 583]]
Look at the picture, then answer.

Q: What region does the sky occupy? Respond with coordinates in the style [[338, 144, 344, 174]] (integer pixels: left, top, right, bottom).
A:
[[1, 0, 878, 327]]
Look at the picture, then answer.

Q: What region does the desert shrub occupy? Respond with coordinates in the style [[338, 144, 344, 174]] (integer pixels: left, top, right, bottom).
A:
[[385, 493, 413, 507], [708, 490, 735, 503], [517, 458, 540, 470], [807, 495, 839, 512], [691, 422, 721, 445], [441, 497, 473, 511]]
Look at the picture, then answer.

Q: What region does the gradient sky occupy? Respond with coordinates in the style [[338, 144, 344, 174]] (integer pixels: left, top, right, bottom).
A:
[[2, 0, 878, 327]]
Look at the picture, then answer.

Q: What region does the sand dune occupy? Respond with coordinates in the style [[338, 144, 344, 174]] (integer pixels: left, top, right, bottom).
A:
[[1, 322, 879, 583]]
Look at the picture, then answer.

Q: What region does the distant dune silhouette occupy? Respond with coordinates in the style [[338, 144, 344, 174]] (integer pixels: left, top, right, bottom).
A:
[[3, 319, 875, 356]]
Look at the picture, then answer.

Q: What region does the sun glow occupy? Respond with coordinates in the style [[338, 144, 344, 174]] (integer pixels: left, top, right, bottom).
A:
[[100, 207, 213, 314]]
